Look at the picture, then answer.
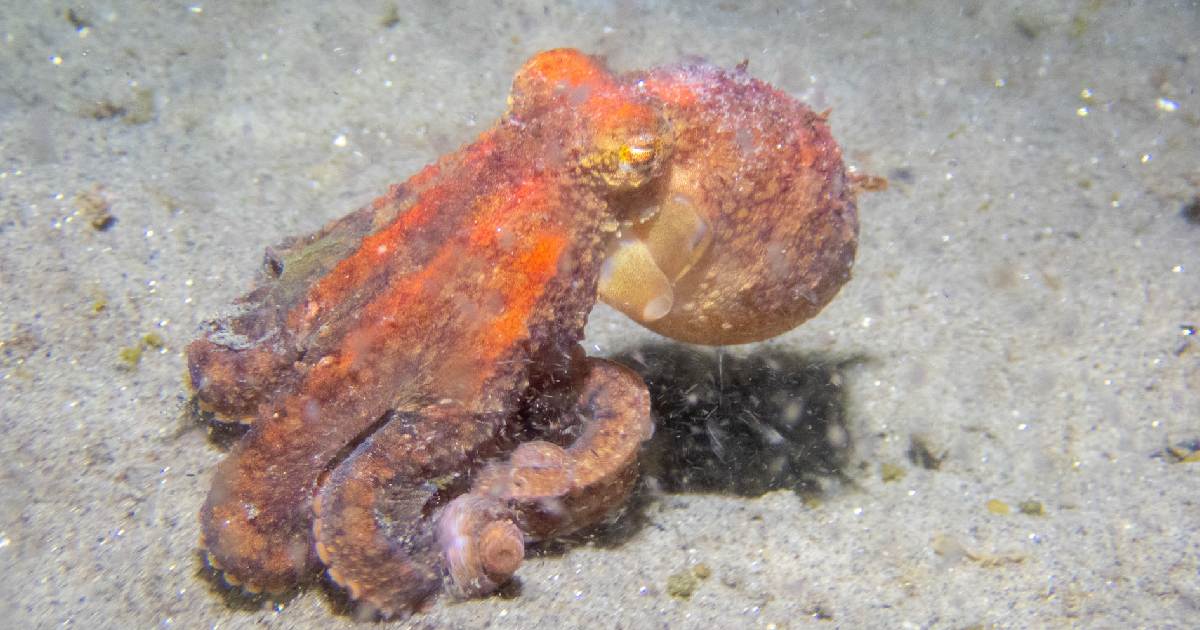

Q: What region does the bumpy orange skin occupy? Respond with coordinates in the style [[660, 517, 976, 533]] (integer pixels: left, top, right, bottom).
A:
[[603, 62, 860, 344], [187, 48, 868, 616]]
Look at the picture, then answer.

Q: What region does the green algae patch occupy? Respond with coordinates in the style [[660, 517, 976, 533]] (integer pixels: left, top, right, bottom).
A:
[[1019, 500, 1046, 516], [880, 462, 906, 482], [118, 332, 167, 369], [666, 570, 699, 599]]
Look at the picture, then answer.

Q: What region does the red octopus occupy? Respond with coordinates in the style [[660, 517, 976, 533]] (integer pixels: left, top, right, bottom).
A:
[[186, 49, 870, 617]]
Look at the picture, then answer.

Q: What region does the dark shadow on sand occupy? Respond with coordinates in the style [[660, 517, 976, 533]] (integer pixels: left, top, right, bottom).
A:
[[539, 342, 863, 553], [619, 343, 860, 497]]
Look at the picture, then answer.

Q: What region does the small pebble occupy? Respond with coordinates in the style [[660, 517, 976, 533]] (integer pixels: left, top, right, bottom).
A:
[[986, 499, 1011, 515]]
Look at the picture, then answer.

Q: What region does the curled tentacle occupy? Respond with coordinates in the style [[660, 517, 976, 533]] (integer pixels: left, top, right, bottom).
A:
[[199, 393, 356, 593], [437, 358, 652, 597], [312, 404, 504, 618], [436, 495, 525, 599]]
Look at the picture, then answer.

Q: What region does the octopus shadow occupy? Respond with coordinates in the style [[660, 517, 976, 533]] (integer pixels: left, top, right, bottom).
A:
[[540, 342, 862, 553]]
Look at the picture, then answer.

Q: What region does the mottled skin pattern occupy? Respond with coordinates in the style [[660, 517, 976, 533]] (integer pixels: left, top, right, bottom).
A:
[[190, 50, 664, 614], [597, 62, 860, 344], [187, 49, 866, 617]]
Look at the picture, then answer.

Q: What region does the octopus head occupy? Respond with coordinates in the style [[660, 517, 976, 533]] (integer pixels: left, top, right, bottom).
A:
[[578, 95, 670, 191], [508, 49, 671, 192]]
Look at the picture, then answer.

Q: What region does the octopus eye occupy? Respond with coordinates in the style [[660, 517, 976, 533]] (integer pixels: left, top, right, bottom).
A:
[[618, 138, 657, 171], [586, 126, 667, 191]]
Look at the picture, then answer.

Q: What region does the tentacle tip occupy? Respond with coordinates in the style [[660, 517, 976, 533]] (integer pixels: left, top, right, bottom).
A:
[[479, 520, 525, 586], [437, 495, 526, 599]]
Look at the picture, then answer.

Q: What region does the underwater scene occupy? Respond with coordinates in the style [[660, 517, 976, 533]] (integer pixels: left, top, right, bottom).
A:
[[1, 2, 1197, 628]]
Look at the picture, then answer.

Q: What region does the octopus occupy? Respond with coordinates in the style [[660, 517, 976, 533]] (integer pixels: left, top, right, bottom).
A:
[[187, 49, 872, 617]]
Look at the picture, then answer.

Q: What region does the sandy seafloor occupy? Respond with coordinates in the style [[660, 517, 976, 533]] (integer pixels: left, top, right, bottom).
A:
[[1, 1, 1198, 628]]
